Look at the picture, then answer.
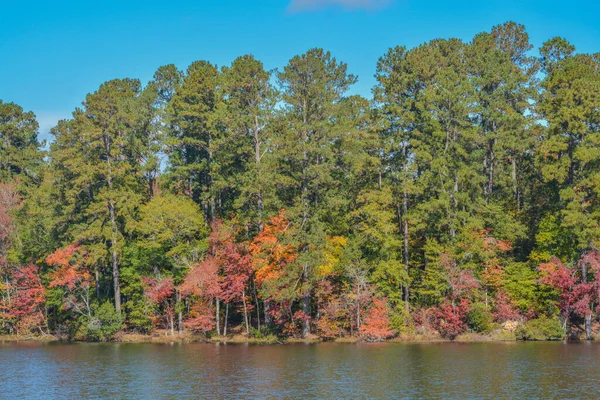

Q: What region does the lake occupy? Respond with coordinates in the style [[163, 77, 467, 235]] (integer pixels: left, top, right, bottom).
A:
[[1, 341, 599, 398]]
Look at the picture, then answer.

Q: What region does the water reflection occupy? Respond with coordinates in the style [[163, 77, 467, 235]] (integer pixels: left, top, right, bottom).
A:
[[1, 341, 599, 398]]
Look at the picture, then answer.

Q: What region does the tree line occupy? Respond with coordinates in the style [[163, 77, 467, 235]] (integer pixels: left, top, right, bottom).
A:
[[1, 22, 599, 341]]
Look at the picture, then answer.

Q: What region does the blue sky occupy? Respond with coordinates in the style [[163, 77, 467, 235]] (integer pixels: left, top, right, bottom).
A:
[[1, 0, 599, 143]]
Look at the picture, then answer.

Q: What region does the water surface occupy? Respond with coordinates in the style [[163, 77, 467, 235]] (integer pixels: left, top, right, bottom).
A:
[[1, 341, 598, 398]]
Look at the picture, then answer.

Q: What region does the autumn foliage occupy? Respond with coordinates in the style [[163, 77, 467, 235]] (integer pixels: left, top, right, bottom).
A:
[[249, 210, 296, 287], [539, 251, 600, 331], [179, 220, 255, 334], [492, 290, 521, 323], [0, 184, 45, 334], [46, 245, 94, 316], [360, 297, 394, 341], [315, 280, 346, 339], [0, 264, 46, 334], [3, 21, 600, 347], [180, 255, 219, 332], [142, 276, 176, 332], [433, 300, 470, 340]]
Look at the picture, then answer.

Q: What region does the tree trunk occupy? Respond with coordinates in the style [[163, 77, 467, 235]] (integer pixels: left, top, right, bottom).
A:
[[224, 303, 229, 337], [449, 127, 458, 239], [511, 157, 519, 210], [302, 292, 310, 338], [299, 101, 312, 339], [254, 114, 264, 232], [450, 173, 458, 239], [111, 237, 121, 315], [488, 135, 495, 197], [403, 212, 410, 311], [264, 300, 272, 327], [104, 131, 121, 315], [243, 290, 250, 336], [253, 282, 261, 331], [177, 289, 182, 335], [581, 260, 592, 340], [170, 309, 175, 336], [215, 297, 220, 336], [208, 145, 216, 223], [210, 197, 216, 224], [356, 286, 361, 332], [95, 267, 100, 298], [585, 314, 592, 340], [402, 141, 410, 311]]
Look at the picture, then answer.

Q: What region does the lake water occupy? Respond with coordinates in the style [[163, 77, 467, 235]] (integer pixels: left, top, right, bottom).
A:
[[1, 341, 599, 398]]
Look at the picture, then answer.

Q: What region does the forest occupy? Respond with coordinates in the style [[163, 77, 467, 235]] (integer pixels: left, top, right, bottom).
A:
[[0, 21, 599, 342]]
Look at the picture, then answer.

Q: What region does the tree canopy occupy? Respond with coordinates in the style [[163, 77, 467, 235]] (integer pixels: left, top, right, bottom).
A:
[[1, 22, 600, 341]]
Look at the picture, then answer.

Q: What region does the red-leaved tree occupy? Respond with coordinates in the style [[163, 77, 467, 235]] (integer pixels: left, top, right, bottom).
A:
[[433, 299, 471, 340], [492, 290, 521, 322], [539, 257, 578, 330], [220, 237, 253, 335], [430, 252, 479, 339], [143, 276, 176, 335], [180, 254, 220, 334], [539, 251, 600, 338], [360, 297, 394, 341], [0, 264, 46, 335], [315, 280, 347, 339]]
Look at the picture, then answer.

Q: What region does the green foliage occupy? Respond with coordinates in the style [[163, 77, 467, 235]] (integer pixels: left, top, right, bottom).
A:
[[502, 263, 539, 312], [133, 193, 209, 271], [119, 266, 153, 333], [82, 302, 124, 342], [2, 21, 600, 342], [515, 316, 565, 341], [124, 299, 152, 334], [0, 100, 42, 184], [467, 303, 494, 334], [389, 303, 413, 334], [249, 326, 278, 342], [414, 240, 450, 307], [530, 213, 577, 263]]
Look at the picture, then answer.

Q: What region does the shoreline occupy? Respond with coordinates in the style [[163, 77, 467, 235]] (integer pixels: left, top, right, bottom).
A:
[[1, 332, 575, 344]]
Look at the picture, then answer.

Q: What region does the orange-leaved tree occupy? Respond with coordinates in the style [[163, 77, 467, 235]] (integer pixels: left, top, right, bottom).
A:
[[46, 245, 94, 317], [249, 210, 298, 331]]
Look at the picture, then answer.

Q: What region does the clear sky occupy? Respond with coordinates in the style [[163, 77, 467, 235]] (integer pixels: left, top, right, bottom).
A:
[[1, 0, 599, 142]]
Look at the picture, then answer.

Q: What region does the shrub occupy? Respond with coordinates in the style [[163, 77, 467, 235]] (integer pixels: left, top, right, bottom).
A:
[[515, 316, 564, 341], [249, 325, 274, 339], [83, 302, 124, 342], [124, 298, 152, 334], [389, 303, 414, 335], [433, 300, 470, 340], [249, 326, 279, 342], [467, 302, 494, 334]]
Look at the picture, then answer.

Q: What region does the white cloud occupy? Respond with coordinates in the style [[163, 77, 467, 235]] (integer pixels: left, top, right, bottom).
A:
[[287, 0, 392, 13]]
